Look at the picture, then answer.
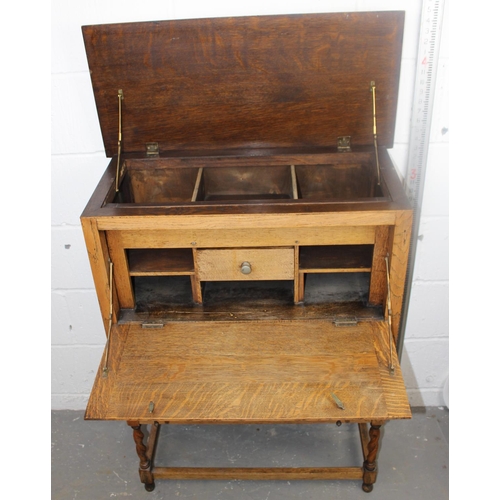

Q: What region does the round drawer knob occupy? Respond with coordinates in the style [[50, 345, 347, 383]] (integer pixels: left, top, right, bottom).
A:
[[240, 261, 252, 274]]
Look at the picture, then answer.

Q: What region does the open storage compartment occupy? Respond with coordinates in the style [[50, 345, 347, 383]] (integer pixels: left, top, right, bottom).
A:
[[117, 165, 200, 203], [196, 165, 295, 201], [128, 248, 195, 275], [124, 244, 378, 313], [111, 156, 390, 206], [295, 163, 384, 200]]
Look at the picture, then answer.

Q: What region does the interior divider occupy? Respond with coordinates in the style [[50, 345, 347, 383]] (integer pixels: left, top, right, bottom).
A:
[[290, 165, 299, 200], [191, 167, 204, 202]]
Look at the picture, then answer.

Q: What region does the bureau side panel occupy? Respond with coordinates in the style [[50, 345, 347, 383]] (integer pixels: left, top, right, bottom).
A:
[[81, 217, 117, 330], [388, 210, 412, 345]]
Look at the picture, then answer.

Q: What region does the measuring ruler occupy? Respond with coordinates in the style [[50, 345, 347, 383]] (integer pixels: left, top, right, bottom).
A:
[[405, 0, 446, 203], [398, 0, 446, 356]]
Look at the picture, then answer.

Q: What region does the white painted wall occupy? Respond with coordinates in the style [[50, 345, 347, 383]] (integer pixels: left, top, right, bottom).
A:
[[51, 0, 449, 409]]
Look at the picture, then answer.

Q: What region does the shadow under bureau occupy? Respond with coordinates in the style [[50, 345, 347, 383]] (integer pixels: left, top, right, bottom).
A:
[[81, 11, 412, 493]]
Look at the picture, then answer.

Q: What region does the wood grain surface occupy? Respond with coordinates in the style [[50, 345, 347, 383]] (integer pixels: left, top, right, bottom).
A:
[[82, 12, 404, 155], [85, 320, 410, 423], [114, 225, 377, 249], [196, 247, 294, 281]]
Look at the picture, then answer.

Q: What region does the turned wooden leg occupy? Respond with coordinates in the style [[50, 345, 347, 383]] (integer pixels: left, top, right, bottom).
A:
[[362, 422, 382, 492], [131, 424, 150, 469], [129, 423, 155, 492]]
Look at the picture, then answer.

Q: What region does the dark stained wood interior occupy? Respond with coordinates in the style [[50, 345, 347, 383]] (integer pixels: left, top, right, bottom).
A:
[[115, 158, 388, 204], [128, 248, 195, 275], [198, 165, 294, 201], [119, 166, 200, 203], [295, 164, 382, 199], [300, 245, 373, 271]]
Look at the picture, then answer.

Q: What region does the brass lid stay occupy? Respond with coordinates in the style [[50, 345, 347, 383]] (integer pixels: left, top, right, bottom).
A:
[[115, 89, 124, 192], [371, 81, 381, 185], [384, 254, 395, 375]]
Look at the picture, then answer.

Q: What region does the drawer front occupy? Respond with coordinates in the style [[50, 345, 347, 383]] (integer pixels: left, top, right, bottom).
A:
[[196, 248, 294, 281]]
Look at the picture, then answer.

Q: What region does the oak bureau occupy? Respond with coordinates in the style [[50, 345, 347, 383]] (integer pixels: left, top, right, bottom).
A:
[[81, 11, 412, 492]]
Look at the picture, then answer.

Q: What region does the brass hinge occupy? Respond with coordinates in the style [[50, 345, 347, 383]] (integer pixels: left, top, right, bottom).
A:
[[333, 316, 358, 327], [146, 142, 159, 156], [337, 136, 351, 152]]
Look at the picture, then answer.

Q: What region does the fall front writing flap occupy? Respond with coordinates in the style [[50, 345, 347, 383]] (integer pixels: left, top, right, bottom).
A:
[[85, 320, 410, 422]]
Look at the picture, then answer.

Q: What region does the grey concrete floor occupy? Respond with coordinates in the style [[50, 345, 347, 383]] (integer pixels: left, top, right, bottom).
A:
[[52, 407, 448, 499]]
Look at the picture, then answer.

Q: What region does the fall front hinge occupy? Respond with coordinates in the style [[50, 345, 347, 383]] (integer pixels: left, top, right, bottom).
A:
[[333, 317, 358, 327], [142, 322, 164, 329]]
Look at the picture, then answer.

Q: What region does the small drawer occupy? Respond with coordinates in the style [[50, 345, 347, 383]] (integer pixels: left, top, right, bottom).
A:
[[195, 248, 294, 281]]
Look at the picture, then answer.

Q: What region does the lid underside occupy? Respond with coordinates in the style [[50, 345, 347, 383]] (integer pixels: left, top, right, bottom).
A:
[[83, 12, 404, 157]]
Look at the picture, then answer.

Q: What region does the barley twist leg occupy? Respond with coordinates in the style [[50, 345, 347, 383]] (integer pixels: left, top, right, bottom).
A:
[[362, 422, 382, 492]]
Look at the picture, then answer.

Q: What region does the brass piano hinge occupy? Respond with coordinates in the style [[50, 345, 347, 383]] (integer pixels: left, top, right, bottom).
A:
[[333, 316, 358, 327], [370, 81, 381, 186], [115, 89, 124, 192], [384, 254, 395, 375], [102, 259, 114, 378]]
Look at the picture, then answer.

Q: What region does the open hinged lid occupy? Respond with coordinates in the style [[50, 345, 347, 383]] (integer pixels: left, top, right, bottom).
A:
[[82, 12, 404, 157], [85, 319, 411, 423]]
